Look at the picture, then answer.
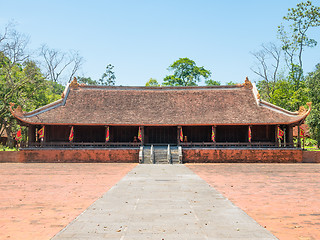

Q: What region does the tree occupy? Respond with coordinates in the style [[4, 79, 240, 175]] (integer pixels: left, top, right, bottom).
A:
[[145, 78, 160, 86], [77, 76, 98, 85], [306, 64, 320, 147], [39, 44, 83, 84], [99, 64, 116, 86], [163, 58, 211, 86], [0, 26, 63, 147], [205, 79, 220, 86], [278, 1, 320, 86], [251, 43, 282, 101], [226, 81, 238, 86]]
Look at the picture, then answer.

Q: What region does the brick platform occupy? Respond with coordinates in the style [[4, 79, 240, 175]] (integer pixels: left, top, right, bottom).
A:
[[303, 151, 320, 163], [19, 148, 139, 163], [183, 148, 303, 163], [0, 151, 18, 163], [1, 148, 318, 163]]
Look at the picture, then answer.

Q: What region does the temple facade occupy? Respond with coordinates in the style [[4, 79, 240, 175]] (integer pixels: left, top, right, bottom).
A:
[[11, 77, 311, 163]]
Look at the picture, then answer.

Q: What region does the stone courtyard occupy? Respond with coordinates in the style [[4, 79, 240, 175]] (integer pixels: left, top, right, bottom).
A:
[[0, 163, 319, 239]]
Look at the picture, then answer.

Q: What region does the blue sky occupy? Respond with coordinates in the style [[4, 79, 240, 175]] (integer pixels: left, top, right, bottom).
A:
[[1, 0, 319, 86]]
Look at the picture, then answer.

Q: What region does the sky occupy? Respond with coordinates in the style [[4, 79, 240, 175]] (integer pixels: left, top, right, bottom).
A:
[[0, 0, 319, 86]]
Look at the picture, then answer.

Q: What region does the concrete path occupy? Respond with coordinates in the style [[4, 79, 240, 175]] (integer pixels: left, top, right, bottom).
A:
[[52, 165, 277, 240]]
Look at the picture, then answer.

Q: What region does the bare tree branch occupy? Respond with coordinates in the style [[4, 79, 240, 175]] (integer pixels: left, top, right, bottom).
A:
[[250, 43, 282, 100], [39, 45, 83, 83]]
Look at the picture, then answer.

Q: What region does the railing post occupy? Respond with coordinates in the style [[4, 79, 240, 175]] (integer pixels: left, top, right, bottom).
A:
[[178, 146, 183, 164], [151, 145, 155, 164], [139, 146, 144, 164], [167, 144, 172, 164]]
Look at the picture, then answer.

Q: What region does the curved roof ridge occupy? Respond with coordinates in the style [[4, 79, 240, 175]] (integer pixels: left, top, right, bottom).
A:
[[79, 85, 242, 90], [260, 100, 299, 116]]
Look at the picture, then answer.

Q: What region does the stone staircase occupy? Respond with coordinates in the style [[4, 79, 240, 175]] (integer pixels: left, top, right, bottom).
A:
[[139, 145, 182, 164]]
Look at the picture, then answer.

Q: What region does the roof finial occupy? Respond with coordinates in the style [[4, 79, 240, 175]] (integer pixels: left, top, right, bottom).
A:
[[242, 76, 253, 89], [70, 77, 79, 88]]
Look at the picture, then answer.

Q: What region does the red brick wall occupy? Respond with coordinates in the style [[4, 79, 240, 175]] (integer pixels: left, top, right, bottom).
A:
[[0, 151, 19, 163], [19, 149, 139, 163], [2, 149, 315, 163], [183, 149, 303, 163], [302, 151, 320, 163]]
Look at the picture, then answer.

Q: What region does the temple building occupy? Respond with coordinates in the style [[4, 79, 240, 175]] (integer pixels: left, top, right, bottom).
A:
[[11, 77, 311, 163]]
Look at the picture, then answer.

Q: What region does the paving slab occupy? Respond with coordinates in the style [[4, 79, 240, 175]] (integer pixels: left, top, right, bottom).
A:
[[52, 165, 277, 240]]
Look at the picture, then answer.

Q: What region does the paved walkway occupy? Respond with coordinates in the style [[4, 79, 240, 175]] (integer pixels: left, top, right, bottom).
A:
[[52, 165, 277, 239]]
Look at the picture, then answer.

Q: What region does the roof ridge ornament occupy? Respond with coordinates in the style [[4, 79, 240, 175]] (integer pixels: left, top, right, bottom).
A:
[[297, 102, 312, 115], [69, 77, 79, 89], [9, 103, 24, 117], [242, 76, 253, 89]]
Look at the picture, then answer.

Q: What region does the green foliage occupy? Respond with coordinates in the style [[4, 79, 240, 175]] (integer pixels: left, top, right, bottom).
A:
[[77, 64, 116, 86], [163, 58, 211, 86], [304, 137, 318, 147], [77, 76, 99, 85], [205, 79, 220, 86], [145, 78, 160, 87], [278, 1, 320, 83], [99, 64, 116, 86], [0, 53, 63, 147], [226, 81, 237, 86], [257, 74, 309, 112], [306, 63, 320, 147]]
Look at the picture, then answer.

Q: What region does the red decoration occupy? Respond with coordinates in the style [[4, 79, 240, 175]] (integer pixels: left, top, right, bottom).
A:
[[106, 126, 110, 142], [138, 127, 142, 141], [277, 127, 284, 139], [300, 128, 305, 139], [15, 127, 22, 141], [211, 126, 215, 142], [69, 126, 74, 142], [38, 126, 45, 139]]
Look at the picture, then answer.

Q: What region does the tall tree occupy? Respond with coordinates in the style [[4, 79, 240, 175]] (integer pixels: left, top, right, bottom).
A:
[[306, 64, 320, 147], [0, 26, 63, 147], [99, 64, 116, 86], [163, 58, 211, 86], [278, 0, 320, 86]]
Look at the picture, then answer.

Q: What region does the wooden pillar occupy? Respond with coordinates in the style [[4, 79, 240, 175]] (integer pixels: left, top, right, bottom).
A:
[[140, 126, 144, 145], [177, 126, 181, 145], [28, 125, 35, 146], [287, 125, 294, 147], [283, 126, 286, 147], [297, 125, 301, 148], [43, 125, 47, 143]]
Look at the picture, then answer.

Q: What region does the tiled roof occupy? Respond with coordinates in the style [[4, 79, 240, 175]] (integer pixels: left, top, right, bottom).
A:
[[12, 80, 310, 126]]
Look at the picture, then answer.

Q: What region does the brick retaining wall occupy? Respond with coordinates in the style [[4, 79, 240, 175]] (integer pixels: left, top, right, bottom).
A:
[[18, 149, 139, 163], [302, 151, 320, 163], [183, 148, 303, 163], [1, 148, 318, 163], [0, 151, 19, 163]]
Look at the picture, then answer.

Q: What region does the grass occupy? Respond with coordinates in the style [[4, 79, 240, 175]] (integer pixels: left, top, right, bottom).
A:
[[0, 146, 18, 151]]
